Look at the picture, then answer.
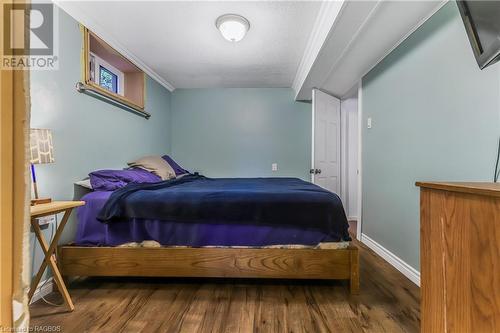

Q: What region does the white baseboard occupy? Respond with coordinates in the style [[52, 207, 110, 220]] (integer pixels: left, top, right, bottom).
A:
[[361, 233, 420, 286], [347, 216, 359, 221], [30, 278, 54, 304]]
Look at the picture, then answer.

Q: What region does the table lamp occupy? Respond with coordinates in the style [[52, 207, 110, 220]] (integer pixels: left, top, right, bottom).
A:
[[29, 128, 54, 205]]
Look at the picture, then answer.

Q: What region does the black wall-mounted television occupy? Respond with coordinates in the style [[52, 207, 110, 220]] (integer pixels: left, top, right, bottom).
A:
[[457, 0, 500, 70]]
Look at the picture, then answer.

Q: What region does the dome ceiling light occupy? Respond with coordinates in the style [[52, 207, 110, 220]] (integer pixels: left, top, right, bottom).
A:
[[216, 14, 250, 42]]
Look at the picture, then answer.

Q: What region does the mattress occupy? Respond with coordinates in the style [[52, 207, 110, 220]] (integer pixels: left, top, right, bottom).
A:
[[75, 189, 350, 248], [98, 175, 350, 238]]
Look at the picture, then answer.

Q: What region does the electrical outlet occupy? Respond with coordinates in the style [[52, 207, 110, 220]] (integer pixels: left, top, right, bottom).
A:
[[272, 163, 278, 171], [37, 215, 55, 226]]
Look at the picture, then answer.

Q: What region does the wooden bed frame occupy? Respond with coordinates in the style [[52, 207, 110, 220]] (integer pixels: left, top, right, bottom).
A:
[[58, 245, 360, 294]]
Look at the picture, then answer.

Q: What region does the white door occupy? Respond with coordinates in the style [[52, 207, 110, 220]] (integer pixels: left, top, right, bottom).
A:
[[311, 89, 341, 194]]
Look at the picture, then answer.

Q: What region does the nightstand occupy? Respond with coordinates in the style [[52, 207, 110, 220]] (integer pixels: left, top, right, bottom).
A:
[[28, 201, 85, 311]]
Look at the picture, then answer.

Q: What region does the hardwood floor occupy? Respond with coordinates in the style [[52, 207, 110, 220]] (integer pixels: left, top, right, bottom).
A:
[[30, 240, 420, 332]]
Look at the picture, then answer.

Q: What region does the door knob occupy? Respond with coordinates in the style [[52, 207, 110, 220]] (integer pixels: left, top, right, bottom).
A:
[[315, 169, 322, 174], [310, 169, 315, 174]]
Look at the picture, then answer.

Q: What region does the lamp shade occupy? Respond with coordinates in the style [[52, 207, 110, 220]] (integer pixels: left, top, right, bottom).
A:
[[30, 129, 54, 164]]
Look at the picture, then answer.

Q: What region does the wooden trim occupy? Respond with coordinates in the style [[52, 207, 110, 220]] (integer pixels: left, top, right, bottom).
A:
[[143, 72, 147, 108], [416, 181, 500, 198], [349, 245, 359, 294], [81, 27, 146, 113], [0, 1, 29, 327], [59, 245, 359, 293], [0, 54, 15, 331], [85, 27, 144, 84], [80, 24, 89, 84], [12, 62, 28, 328]]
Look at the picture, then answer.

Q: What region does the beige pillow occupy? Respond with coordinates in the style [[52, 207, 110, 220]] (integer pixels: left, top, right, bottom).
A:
[[128, 156, 176, 180]]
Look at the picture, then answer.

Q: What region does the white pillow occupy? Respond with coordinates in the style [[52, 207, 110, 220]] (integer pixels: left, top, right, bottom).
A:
[[127, 155, 176, 180], [75, 179, 92, 189]]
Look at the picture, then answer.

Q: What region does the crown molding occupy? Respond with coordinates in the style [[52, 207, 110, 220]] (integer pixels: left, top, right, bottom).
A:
[[292, 1, 345, 100], [53, 0, 175, 92]]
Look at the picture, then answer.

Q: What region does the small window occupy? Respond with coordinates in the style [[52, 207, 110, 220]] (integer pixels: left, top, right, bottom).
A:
[[89, 53, 125, 95], [99, 65, 118, 94], [82, 27, 146, 113]]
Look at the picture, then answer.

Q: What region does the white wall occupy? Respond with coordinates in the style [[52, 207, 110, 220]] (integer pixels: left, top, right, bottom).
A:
[[341, 94, 359, 220]]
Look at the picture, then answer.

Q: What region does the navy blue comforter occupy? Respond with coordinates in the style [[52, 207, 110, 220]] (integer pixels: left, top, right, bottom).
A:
[[97, 175, 351, 241]]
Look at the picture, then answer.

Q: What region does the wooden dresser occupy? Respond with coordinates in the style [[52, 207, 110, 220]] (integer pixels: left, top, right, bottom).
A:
[[417, 182, 500, 333]]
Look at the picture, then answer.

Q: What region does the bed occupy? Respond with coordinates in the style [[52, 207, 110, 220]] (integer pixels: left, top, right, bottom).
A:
[[58, 175, 359, 293]]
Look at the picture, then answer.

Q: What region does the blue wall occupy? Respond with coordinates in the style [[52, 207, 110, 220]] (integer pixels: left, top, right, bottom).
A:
[[29, 11, 312, 284], [29, 9, 172, 280], [361, 2, 500, 270], [171, 88, 311, 180]]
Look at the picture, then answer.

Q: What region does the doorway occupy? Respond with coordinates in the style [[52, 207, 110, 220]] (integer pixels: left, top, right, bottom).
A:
[[311, 87, 361, 240], [340, 84, 361, 240]]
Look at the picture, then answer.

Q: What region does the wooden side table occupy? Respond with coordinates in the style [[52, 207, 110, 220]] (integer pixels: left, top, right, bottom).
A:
[[29, 201, 85, 311]]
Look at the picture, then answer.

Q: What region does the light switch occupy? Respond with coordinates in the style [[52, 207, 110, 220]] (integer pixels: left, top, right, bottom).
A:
[[272, 163, 278, 171], [367, 117, 372, 129]]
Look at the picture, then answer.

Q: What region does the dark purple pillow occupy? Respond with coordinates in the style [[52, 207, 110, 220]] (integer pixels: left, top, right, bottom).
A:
[[89, 168, 161, 191], [162, 155, 189, 176]]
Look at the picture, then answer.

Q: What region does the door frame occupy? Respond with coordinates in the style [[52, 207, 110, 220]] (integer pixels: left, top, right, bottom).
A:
[[0, 63, 29, 330], [356, 81, 363, 240], [337, 83, 362, 240], [0, 1, 30, 328], [311, 89, 316, 183]]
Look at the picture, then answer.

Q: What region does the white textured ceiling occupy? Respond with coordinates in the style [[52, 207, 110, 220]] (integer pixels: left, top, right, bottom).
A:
[[62, 1, 321, 89]]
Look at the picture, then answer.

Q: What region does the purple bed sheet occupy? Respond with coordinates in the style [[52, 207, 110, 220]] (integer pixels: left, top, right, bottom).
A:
[[75, 191, 340, 247]]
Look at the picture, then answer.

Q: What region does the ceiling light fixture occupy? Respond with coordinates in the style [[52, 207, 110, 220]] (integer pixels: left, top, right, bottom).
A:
[[216, 14, 250, 42]]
